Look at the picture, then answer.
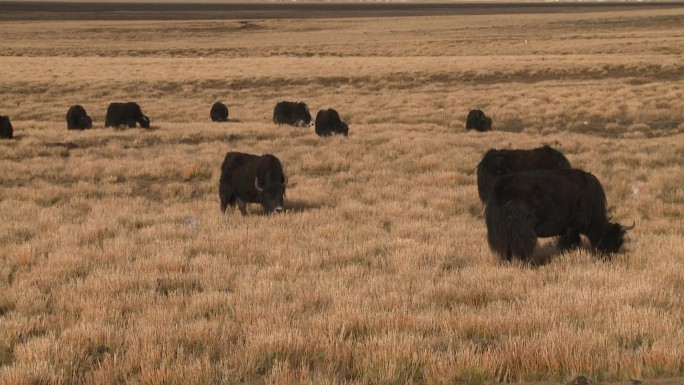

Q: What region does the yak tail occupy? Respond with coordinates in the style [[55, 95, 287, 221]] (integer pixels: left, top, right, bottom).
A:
[[485, 197, 538, 262]]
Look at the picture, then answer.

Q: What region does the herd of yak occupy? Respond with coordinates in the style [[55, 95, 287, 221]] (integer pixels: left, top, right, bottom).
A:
[[0, 101, 631, 263], [0, 100, 349, 138]]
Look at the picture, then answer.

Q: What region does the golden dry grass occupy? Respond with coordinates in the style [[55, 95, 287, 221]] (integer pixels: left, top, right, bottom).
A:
[[1, 6, 684, 385]]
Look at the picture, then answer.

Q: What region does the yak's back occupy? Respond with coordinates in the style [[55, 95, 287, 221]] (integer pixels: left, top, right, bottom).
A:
[[221, 152, 282, 175], [273, 101, 311, 126], [221, 152, 260, 174], [210, 102, 229, 122], [66, 105, 92, 129], [315, 108, 348, 136], [490, 168, 603, 214], [477, 145, 571, 202]]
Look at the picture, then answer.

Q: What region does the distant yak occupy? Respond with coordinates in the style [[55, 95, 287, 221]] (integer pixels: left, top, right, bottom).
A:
[[485, 168, 632, 262], [66, 105, 93, 130], [210, 102, 229, 122], [315, 108, 349, 137], [466, 109, 492, 132], [219, 152, 288, 215], [105, 102, 150, 129], [273, 101, 312, 127], [476, 145, 571, 203], [0, 115, 13, 139]]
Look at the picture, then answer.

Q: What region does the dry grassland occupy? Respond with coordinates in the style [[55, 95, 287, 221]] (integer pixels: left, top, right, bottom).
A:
[[1, 7, 684, 385]]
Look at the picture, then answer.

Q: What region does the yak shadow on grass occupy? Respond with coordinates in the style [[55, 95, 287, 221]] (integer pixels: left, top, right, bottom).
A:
[[176, 133, 242, 145], [44, 141, 80, 150], [1, 134, 21, 141], [508, 237, 606, 267], [523, 243, 560, 267], [284, 199, 324, 213], [221, 199, 323, 216], [495, 242, 563, 268], [112, 125, 161, 132]]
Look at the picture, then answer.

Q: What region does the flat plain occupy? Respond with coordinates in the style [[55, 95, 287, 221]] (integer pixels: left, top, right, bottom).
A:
[[0, 3, 683, 385]]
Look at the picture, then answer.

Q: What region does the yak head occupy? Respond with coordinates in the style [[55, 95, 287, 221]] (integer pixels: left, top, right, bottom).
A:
[[139, 115, 151, 129], [482, 116, 492, 131], [254, 173, 288, 214], [336, 121, 349, 136], [466, 109, 491, 132], [82, 115, 93, 129], [595, 222, 634, 256], [332, 110, 349, 135], [296, 103, 312, 127]]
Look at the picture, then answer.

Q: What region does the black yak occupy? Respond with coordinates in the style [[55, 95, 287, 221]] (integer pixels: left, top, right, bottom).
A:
[[273, 101, 312, 127], [219, 152, 288, 215], [210, 102, 229, 122], [315, 108, 349, 137], [466, 109, 492, 132], [66, 105, 93, 130], [105, 102, 150, 129], [0, 115, 13, 139], [485, 168, 632, 262], [476, 145, 571, 203]]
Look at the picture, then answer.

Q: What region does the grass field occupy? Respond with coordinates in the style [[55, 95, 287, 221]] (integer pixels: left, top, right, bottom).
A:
[[1, 5, 684, 385]]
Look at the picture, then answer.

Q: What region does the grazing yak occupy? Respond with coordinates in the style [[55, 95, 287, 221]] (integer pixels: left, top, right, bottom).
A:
[[476, 145, 571, 203], [273, 101, 312, 127], [0, 116, 13, 139], [315, 108, 349, 137], [105, 102, 150, 129], [66, 105, 93, 130], [210, 102, 229, 122], [485, 168, 632, 262], [466, 109, 492, 132], [219, 152, 288, 215]]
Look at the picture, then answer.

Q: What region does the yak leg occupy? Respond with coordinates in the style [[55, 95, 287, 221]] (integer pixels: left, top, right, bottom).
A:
[[220, 192, 236, 213], [219, 183, 236, 213], [557, 228, 581, 252], [236, 199, 248, 216]]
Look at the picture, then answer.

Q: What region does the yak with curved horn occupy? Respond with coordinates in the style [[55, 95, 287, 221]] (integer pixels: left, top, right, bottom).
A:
[[219, 152, 288, 215]]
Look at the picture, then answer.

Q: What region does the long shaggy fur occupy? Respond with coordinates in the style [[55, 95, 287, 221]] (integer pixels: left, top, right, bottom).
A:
[[465, 109, 492, 132], [210, 102, 229, 122], [66, 105, 93, 130], [105, 102, 150, 129], [218, 152, 287, 215], [485, 197, 538, 261], [485, 169, 629, 262], [273, 101, 311, 127], [315, 108, 349, 137], [476, 160, 497, 204], [476, 145, 571, 203], [0, 115, 13, 139]]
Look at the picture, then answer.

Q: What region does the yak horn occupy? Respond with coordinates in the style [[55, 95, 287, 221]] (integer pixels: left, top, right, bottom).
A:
[[254, 177, 264, 192], [282, 175, 288, 187], [622, 222, 636, 231]]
